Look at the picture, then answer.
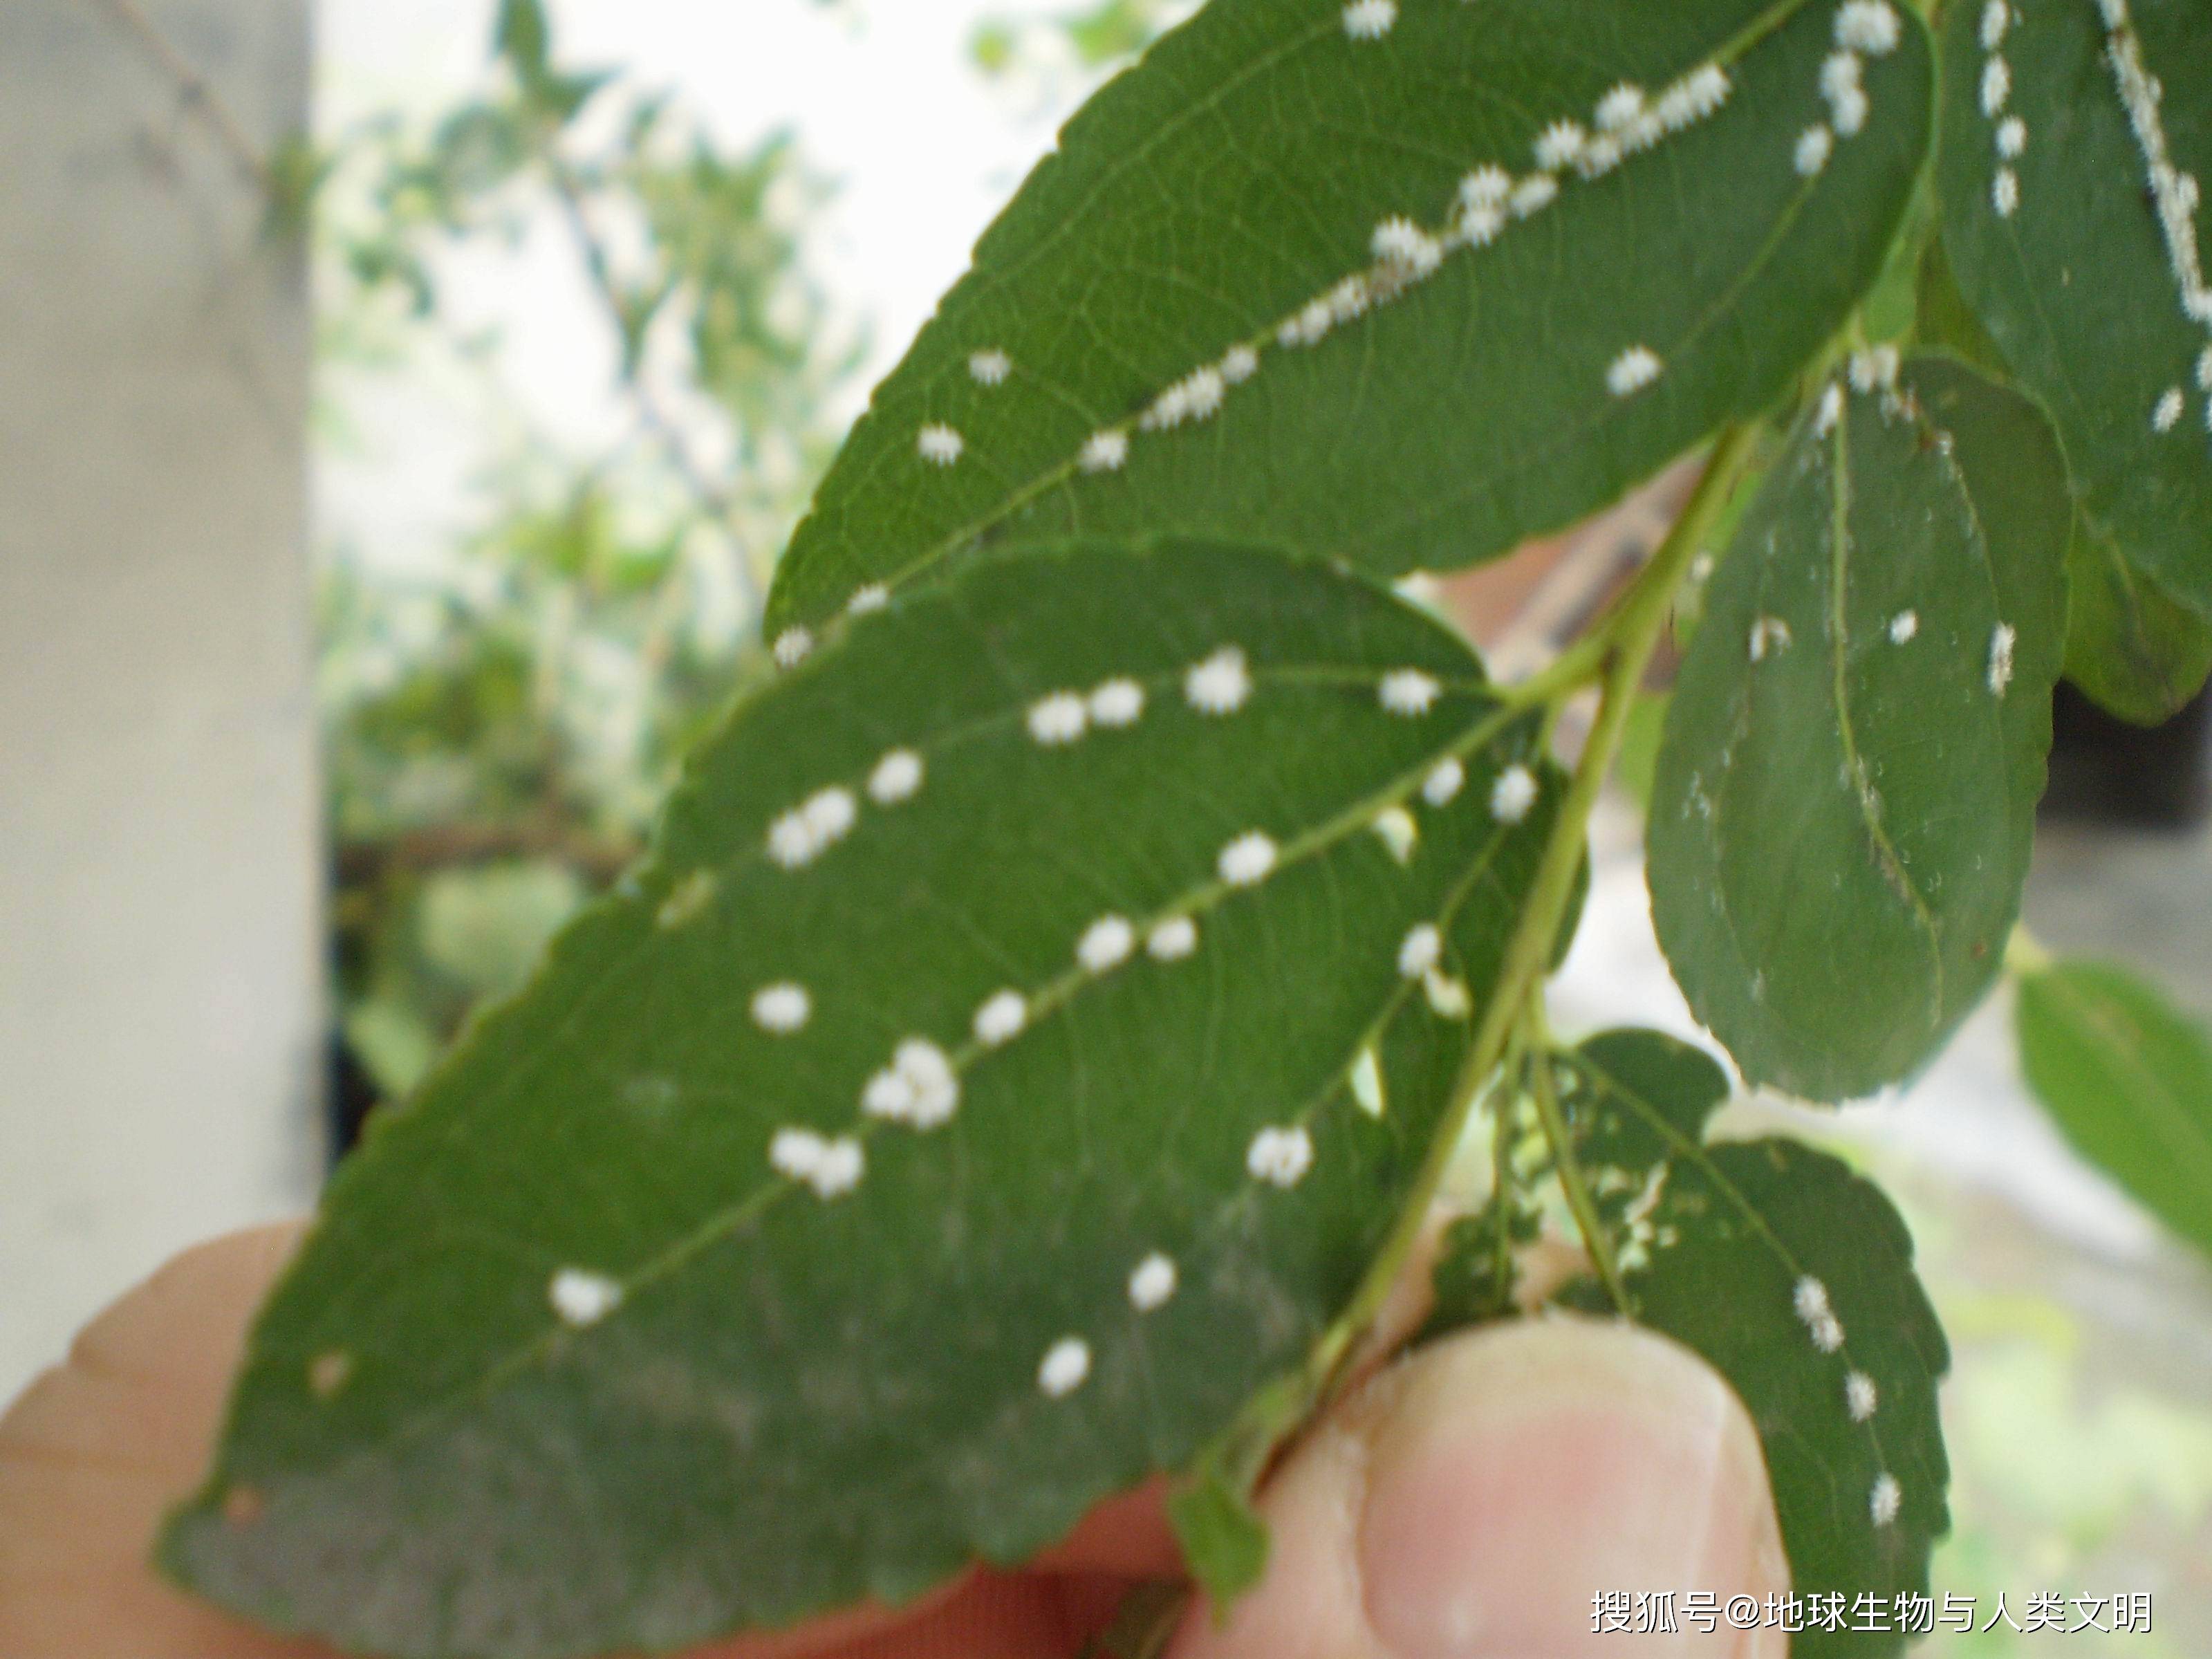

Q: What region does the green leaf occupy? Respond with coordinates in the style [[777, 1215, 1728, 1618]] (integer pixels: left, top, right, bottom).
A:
[[494, 0, 550, 80], [162, 538, 1562, 1657], [764, 0, 1933, 636], [1910, 231, 2005, 376], [1935, 0, 2212, 620], [1911, 231, 2212, 724], [1434, 1030, 1951, 1657], [1165, 1469, 1271, 1607], [2016, 958, 2212, 1263], [1650, 353, 2067, 1100], [2063, 517, 2212, 726], [416, 862, 586, 999]]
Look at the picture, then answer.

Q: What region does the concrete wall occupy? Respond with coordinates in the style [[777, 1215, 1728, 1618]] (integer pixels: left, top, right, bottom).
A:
[[0, 0, 318, 1400]]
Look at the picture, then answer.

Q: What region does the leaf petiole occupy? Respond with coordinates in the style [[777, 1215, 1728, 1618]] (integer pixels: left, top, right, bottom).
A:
[[1307, 423, 1765, 1417]]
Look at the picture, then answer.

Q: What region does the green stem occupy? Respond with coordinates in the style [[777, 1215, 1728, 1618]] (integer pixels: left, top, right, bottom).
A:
[[1528, 1040, 1631, 1313], [1304, 421, 1762, 1406]]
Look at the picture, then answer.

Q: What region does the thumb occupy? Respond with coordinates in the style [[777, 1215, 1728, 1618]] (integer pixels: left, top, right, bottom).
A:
[[1169, 1317, 1790, 1659]]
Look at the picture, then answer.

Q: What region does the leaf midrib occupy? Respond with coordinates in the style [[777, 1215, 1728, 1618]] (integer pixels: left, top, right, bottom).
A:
[[1826, 394, 1947, 1030]]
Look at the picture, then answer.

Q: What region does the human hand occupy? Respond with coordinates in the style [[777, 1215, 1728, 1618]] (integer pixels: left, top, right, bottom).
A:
[[0, 1225, 1787, 1658]]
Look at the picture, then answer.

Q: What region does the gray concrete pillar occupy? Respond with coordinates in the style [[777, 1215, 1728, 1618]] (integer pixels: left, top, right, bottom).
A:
[[0, 0, 318, 1398]]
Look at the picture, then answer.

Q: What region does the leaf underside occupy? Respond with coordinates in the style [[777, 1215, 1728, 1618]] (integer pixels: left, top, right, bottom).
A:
[[2063, 518, 2212, 725], [765, 0, 1931, 635], [162, 539, 1561, 1658], [1649, 354, 2067, 1101], [2016, 958, 2212, 1263], [1433, 1030, 1951, 1658], [1935, 0, 2212, 630]]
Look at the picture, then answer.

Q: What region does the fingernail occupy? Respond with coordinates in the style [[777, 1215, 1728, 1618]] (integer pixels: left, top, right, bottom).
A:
[[1355, 1318, 1787, 1658]]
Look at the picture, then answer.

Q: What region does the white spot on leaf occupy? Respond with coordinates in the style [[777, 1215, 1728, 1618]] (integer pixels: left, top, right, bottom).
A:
[[1373, 216, 1444, 277], [1247, 1124, 1315, 1187], [1145, 366, 1227, 429], [2154, 387, 2185, 432], [1848, 344, 1899, 391], [974, 989, 1028, 1048], [1218, 831, 1279, 887], [1981, 55, 2010, 118], [1846, 1371, 1879, 1422], [1379, 668, 1442, 715], [1594, 83, 1646, 134], [1147, 916, 1199, 961], [1870, 1472, 1902, 1526], [1889, 610, 1919, 645], [1080, 429, 1131, 473], [1186, 646, 1252, 715], [812, 1139, 864, 1197], [1028, 692, 1089, 746], [1424, 757, 1467, 807], [549, 1268, 622, 1328], [1398, 922, 1443, 979], [1835, 0, 1901, 55], [1128, 1252, 1179, 1312], [1993, 166, 2020, 217], [1350, 1046, 1386, 1116], [865, 1038, 959, 1129], [1039, 1336, 1093, 1397], [1490, 763, 1539, 824], [1371, 806, 1418, 863], [847, 584, 890, 616], [1830, 82, 1870, 137], [1510, 174, 1560, 218], [1424, 970, 1473, 1019], [1607, 345, 1663, 397], [1079, 915, 1137, 973], [1815, 382, 1845, 434], [1088, 678, 1146, 728], [968, 349, 1011, 386], [770, 1128, 864, 1198], [868, 749, 924, 805], [1794, 1275, 1832, 1324], [1458, 165, 1512, 212], [1534, 120, 1588, 173], [1749, 617, 1794, 662], [917, 423, 964, 465], [1988, 623, 2016, 696], [751, 983, 811, 1034], [807, 787, 857, 842], [2101, 1, 2212, 328], [768, 786, 858, 869], [772, 627, 813, 669], [1341, 0, 1395, 39], [1796, 124, 1834, 177]]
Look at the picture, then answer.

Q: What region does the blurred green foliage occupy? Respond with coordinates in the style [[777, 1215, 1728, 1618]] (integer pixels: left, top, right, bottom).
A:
[[970, 0, 1185, 80], [317, 0, 852, 1105]]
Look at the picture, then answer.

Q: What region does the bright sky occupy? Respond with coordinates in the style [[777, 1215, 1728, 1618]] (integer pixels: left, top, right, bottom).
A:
[[315, 0, 1094, 566]]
